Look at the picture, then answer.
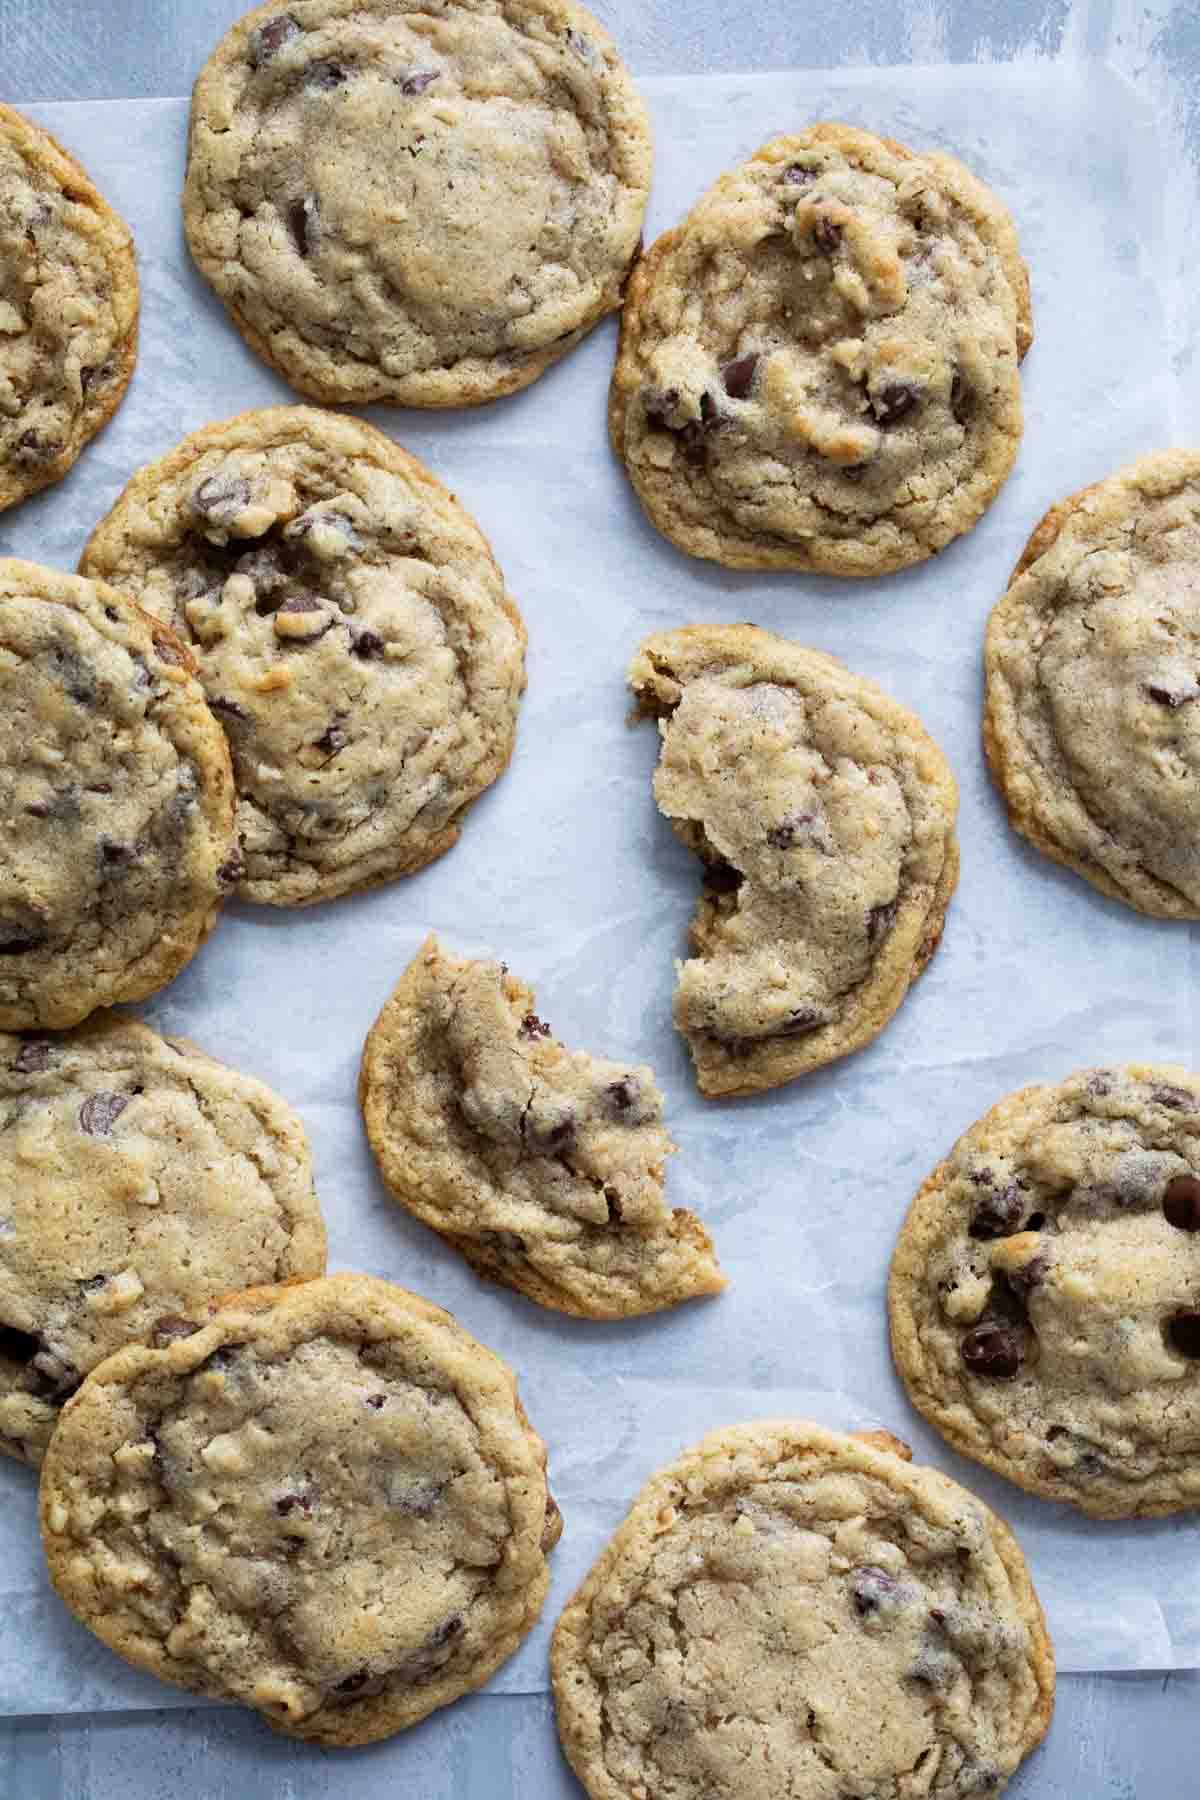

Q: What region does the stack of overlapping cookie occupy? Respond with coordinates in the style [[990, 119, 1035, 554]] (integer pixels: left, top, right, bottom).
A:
[[4, 2, 1200, 1792]]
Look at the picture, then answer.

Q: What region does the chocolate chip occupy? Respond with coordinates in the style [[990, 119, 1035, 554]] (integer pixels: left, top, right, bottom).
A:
[[518, 1013, 552, 1040], [274, 596, 332, 642], [526, 1114, 576, 1155], [364, 1393, 387, 1410], [12, 1039, 51, 1074], [698, 391, 718, 427], [851, 1566, 898, 1616], [398, 69, 440, 96], [427, 1615, 464, 1650], [1166, 1309, 1200, 1358], [314, 719, 347, 756], [1086, 1071, 1114, 1097], [1145, 683, 1199, 709], [784, 164, 815, 186], [950, 369, 972, 424], [872, 383, 919, 425], [605, 1079, 637, 1119], [351, 628, 384, 659], [1024, 1211, 1046, 1232], [333, 1670, 368, 1694], [644, 387, 680, 427], [767, 820, 799, 849], [80, 361, 112, 396], [15, 431, 60, 464], [193, 475, 251, 524], [605, 1188, 624, 1224], [78, 1092, 129, 1136], [867, 898, 898, 944], [480, 1229, 527, 1259], [0, 1325, 39, 1365], [1164, 1175, 1200, 1231], [250, 13, 301, 64], [99, 839, 136, 873], [0, 924, 44, 956], [78, 1275, 108, 1295], [388, 1478, 445, 1516], [152, 1316, 202, 1346], [812, 214, 842, 252], [29, 1349, 80, 1398], [960, 1322, 1023, 1379], [199, 1342, 246, 1374], [288, 195, 320, 257], [968, 1182, 1024, 1240], [276, 1492, 313, 1517], [288, 509, 362, 553], [721, 354, 759, 399], [217, 846, 245, 890], [774, 1007, 824, 1038], [304, 59, 349, 90], [1156, 1085, 1198, 1113], [1004, 1253, 1048, 1298], [209, 695, 248, 722]]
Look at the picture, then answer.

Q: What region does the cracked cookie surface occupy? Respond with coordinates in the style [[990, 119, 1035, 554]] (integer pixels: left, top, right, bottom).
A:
[[889, 1065, 1200, 1517], [629, 625, 959, 1097], [0, 103, 138, 513], [0, 1012, 324, 1466], [984, 451, 1200, 918], [360, 936, 725, 1317], [0, 560, 236, 1028], [610, 123, 1031, 575], [80, 408, 526, 905], [551, 1420, 1054, 1800], [183, 0, 651, 407], [40, 1273, 561, 1745]]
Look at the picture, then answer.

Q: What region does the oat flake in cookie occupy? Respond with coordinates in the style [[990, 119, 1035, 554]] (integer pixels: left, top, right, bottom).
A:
[[0, 104, 138, 513], [0, 1013, 324, 1466], [80, 408, 525, 905], [360, 936, 725, 1318], [551, 1421, 1054, 1800], [41, 1275, 560, 1745], [985, 451, 1200, 917], [183, 0, 651, 408], [889, 1065, 1200, 1517], [0, 561, 236, 1029], [611, 123, 1031, 575], [629, 625, 959, 1097]]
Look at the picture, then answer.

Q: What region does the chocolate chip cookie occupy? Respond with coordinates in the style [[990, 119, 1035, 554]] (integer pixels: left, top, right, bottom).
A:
[[0, 103, 138, 513], [551, 1420, 1054, 1800], [79, 408, 525, 905], [985, 451, 1200, 917], [40, 1273, 561, 1745], [889, 1065, 1200, 1517], [0, 1012, 324, 1466], [183, 1, 651, 407], [0, 560, 236, 1029], [610, 123, 1031, 574], [360, 936, 725, 1318], [629, 625, 959, 1097]]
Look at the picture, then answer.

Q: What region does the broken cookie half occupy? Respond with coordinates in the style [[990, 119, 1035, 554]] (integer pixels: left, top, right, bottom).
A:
[[629, 625, 959, 1097], [359, 936, 725, 1319]]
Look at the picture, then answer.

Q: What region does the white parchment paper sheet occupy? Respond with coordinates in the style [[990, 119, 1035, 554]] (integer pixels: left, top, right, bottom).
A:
[[1, 60, 1195, 1716]]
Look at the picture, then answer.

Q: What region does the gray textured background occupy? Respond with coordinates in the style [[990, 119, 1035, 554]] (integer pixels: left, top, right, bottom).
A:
[[2, 2, 1199, 1795]]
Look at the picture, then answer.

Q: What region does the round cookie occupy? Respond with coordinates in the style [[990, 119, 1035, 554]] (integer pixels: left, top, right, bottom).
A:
[[0, 560, 236, 1029], [360, 935, 726, 1318], [551, 1420, 1054, 1800], [610, 123, 1032, 575], [40, 1273, 561, 1745], [183, 0, 651, 408], [0, 103, 138, 512], [889, 1064, 1200, 1517], [80, 408, 526, 906], [984, 451, 1200, 918], [629, 624, 959, 1097], [0, 1012, 324, 1465]]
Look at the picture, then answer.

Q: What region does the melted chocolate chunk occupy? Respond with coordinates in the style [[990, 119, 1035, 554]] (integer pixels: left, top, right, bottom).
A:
[[99, 838, 136, 873], [351, 628, 384, 659], [1145, 684, 1198, 709], [605, 1079, 636, 1118], [968, 1181, 1024, 1240], [1166, 1309, 1200, 1359], [193, 475, 251, 524], [872, 383, 919, 425], [960, 1321, 1023, 1379], [398, 69, 440, 96], [249, 13, 301, 65], [364, 1393, 387, 1411], [1164, 1174, 1200, 1231], [812, 214, 842, 252], [78, 1091, 129, 1136], [850, 1565, 898, 1617], [304, 59, 349, 90], [721, 353, 759, 399], [152, 1316, 202, 1347]]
